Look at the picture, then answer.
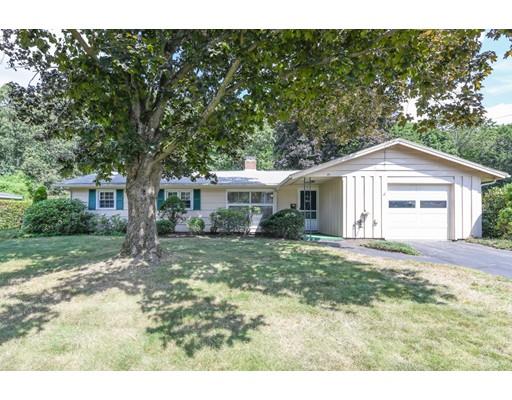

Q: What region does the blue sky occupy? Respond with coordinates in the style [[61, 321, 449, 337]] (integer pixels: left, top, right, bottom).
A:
[[480, 35, 512, 123], [1, 33, 512, 124]]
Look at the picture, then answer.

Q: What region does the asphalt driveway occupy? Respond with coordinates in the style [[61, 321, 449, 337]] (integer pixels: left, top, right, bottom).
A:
[[332, 240, 512, 279]]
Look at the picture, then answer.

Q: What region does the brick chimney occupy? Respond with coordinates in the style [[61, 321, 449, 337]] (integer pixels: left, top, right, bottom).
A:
[[244, 156, 257, 170]]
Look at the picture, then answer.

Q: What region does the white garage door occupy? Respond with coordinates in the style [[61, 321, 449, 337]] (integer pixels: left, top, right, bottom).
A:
[[386, 184, 450, 240]]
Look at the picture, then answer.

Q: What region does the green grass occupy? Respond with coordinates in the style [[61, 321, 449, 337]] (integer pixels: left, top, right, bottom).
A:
[[361, 240, 421, 256], [467, 238, 512, 251], [0, 235, 511, 370]]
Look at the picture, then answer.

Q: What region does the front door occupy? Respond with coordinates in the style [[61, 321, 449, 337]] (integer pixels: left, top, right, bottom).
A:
[[299, 190, 318, 232]]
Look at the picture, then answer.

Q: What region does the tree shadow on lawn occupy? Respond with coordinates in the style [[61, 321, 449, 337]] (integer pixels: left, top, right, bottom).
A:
[[168, 238, 456, 309], [0, 236, 122, 289], [0, 237, 455, 357]]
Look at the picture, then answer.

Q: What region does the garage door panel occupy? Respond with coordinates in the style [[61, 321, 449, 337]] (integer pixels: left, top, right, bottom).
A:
[[386, 184, 449, 240]]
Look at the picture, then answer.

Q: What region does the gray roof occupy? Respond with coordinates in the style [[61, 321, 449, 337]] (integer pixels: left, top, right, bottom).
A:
[[58, 170, 297, 188], [0, 192, 23, 200]]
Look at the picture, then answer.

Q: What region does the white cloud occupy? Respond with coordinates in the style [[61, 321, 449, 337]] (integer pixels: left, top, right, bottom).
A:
[[486, 103, 512, 124]]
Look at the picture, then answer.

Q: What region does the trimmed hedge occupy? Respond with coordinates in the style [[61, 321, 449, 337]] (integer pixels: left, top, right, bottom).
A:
[[88, 214, 127, 235], [260, 208, 304, 240], [210, 208, 250, 234], [187, 216, 205, 234], [156, 219, 174, 235], [0, 200, 31, 230], [23, 198, 91, 235]]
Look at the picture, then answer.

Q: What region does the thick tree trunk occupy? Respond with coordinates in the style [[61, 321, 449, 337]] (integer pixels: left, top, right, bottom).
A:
[[121, 157, 162, 263]]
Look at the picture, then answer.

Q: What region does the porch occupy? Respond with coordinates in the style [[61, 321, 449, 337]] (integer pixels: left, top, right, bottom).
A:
[[276, 176, 343, 237]]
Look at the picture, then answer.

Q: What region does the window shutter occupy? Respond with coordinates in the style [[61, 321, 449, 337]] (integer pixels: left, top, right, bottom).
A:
[[88, 189, 96, 210], [157, 189, 165, 210], [116, 189, 124, 210], [193, 189, 201, 210]]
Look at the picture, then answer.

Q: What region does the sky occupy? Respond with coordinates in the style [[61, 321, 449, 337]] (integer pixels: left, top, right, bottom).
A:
[[1, 33, 512, 124]]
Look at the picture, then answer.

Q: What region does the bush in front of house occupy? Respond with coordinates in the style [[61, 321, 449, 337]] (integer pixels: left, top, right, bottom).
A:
[[156, 219, 174, 235], [0, 199, 31, 230], [88, 214, 127, 235], [32, 186, 48, 203], [260, 208, 304, 240], [159, 195, 187, 233], [209, 208, 251, 234], [187, 216, 205, 234], [482, 185, 508, 237], [496, 184, 512, 239], [22, 198, 91, 235]]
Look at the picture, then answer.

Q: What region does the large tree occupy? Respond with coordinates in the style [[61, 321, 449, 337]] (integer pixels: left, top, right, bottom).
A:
[[0, 29, 498, 261]]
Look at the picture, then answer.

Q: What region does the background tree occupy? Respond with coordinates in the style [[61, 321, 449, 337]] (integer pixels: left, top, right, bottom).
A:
[[0, 29, 498, 261], [209, 120, 275, 170], [0, 85, 76, 188]]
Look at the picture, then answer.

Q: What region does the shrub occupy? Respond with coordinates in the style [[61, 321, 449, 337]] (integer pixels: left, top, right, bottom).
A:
[[209, 208, 251, 234], [156, 219, 174, 235], [23, 198, 91, 235], [0, 199, 31, 230], [159, 195, 187, 233], [187, 216, 205, 234], [260, 208, 304, 240], [482, 185, 508, 237], [32, 186, 48, 202], [88, 214, 127, 235], [497, 184, 512, 239]]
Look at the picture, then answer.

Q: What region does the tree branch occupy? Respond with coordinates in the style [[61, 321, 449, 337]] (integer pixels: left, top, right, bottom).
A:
[[68, 30, 98, 59], [199, 58, 242, 124]]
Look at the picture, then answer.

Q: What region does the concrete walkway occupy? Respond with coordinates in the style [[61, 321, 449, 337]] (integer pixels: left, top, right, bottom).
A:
[[322, 240, 512, 279]]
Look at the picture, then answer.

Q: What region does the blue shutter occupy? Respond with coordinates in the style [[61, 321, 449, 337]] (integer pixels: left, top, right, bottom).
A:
[[116, 189, 124, 210], [193, 189, 201, 210], [157, 189, 165, 210], [88, 189, 96, 210]]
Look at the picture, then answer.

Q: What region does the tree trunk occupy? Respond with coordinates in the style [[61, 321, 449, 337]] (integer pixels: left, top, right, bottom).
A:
[[121, 157, 162, 263]]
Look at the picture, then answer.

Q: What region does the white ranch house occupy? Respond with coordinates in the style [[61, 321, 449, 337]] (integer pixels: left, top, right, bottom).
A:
[[59, 139, 509, 240]]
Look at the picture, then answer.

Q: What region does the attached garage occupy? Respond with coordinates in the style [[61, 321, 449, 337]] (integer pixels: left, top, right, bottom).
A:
[[386, 184, 449, 240], [279, 139, 509, 240]]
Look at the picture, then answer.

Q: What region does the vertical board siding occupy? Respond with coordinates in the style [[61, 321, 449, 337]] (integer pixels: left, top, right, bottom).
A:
[[364, 175, 373, 237], [318, 178, 342, 236], [462, 176, 473, 238], [471, 176, 482, 237]]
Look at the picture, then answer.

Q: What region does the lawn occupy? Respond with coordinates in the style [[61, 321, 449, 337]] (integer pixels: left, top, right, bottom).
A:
[[0, 235, 511, 370], [361, 240, 421, 255], [467, 238, 512, 251]]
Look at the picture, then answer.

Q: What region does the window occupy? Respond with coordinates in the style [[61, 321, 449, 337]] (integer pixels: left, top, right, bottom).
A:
[[98, 190, 115, 209], [227, 191, 274, 218], [389, 200, 416, 208], [167, 191, 192, 209], [420, 200, 447, 208]]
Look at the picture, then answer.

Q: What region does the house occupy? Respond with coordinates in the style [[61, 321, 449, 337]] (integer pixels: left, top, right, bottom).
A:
[[59, 139, 509, 240]]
